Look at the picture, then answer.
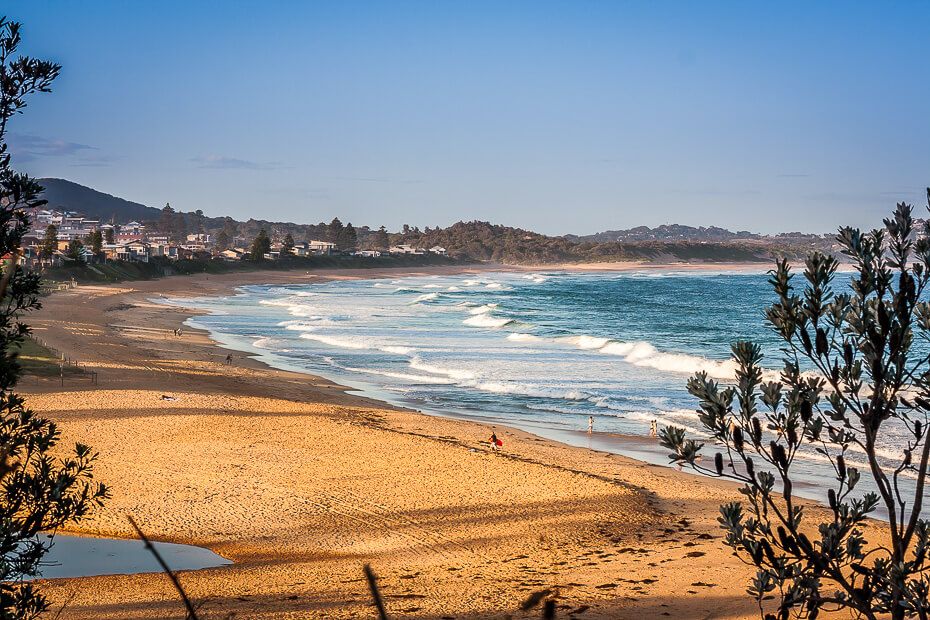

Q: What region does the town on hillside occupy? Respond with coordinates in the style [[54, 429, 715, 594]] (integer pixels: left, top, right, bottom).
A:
[[16, 206, 448, 269]]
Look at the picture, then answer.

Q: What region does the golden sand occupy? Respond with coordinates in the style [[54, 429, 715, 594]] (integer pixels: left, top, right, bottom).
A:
[[22, 267, 759, 619]]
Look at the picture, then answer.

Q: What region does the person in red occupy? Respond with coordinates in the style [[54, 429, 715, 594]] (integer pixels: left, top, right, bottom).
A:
[[489, 432, 502, 450]]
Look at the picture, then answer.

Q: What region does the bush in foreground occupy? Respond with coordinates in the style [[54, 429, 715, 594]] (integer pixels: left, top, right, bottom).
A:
[[662, 192, 930, 619]]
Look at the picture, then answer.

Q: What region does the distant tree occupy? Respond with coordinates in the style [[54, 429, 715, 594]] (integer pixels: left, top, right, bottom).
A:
[[250, 228, 271, 261], [158, 203, 175, 234], [172, 211, 188, 242], [104, 226, 114, 245], [193, 209, 205, 233], [215, 230, 230, 251], [661, 196, 930, 620], [87, 230, 103, 255], [326, 217, 344, 246], [64, 238, 84, 261], [0, 16, 108, 619], [282, 233, 294, 255], [372, 226, 389, 250], [342, 223, 357, 251], [40, 224, 57, 258], [221, 216, 238, 241]]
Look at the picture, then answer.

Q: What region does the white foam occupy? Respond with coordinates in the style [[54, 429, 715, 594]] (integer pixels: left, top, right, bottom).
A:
[[381, 345, 415, 355], [468, 303, 498, 315], [409, 357, 477, 381], [599, 341, 737, 379], [463, 314, 512, 328], [507, 333, 543, 342], [299, 333, 370, 349], [413, 292, 440, 303], [559, 335, 610, 350]]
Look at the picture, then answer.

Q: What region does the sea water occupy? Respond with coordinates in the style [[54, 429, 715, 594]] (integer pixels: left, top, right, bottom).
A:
[[169, 269, 927, 506]]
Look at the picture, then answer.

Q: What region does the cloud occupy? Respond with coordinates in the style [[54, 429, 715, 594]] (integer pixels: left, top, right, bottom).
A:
[[9, 132, 99, 163], [191, 154, 286, 170]]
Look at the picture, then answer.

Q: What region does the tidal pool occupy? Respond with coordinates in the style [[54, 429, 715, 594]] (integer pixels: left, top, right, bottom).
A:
[[33, 534, 231, 579]]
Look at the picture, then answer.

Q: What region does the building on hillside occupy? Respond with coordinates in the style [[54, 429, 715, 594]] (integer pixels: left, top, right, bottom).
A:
[[354, 250, 381, 257], [101, 241, 151, 263], [290, 240, 336, 256], [389, 244, 424, 255], [428, 246, 447, 255], [116, 221, 145, 242], [219, 248, 246, 261], [186, 233, 213, 245]]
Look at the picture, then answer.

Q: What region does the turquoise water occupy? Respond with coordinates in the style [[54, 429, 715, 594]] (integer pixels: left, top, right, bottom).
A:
[[171, 269, 923, 505]]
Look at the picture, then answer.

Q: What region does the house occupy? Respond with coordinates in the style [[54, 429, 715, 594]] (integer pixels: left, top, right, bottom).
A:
[[354, 250, 381, 257], [186, 233, 213, 245], [428, 246, 447, 256], [116, 221, 145, 243], [219, 249, 246, 261], [102, 241, 151, 263], [307, 240, 336, 254], [389, 244, 424, 255]]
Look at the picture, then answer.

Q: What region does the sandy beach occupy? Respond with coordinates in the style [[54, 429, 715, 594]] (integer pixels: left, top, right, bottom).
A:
[[22, 265, 766, 619]]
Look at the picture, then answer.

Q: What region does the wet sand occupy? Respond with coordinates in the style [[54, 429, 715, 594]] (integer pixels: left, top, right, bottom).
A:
[[23, 265, 764, 619]]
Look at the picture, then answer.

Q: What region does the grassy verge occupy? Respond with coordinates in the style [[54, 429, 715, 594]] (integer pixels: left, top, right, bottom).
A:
[[13, 337, 86, 377]]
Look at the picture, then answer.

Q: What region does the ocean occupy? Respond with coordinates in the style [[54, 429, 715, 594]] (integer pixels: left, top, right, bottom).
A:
[[169, 268, 924, 506]]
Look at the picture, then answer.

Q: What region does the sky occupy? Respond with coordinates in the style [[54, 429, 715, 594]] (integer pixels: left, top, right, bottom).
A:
[[6, 1, 930, 235]]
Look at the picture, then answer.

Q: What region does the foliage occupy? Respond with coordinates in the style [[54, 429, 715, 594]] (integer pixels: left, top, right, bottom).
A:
[[249, 228, 271, 261], [39, 225, 56, 259], [86, 229, 102, 255], [64, 238, 83, 261], [0, 16, 108, 619], [282, 233, 294, 254], [661, 196, 930, 620]]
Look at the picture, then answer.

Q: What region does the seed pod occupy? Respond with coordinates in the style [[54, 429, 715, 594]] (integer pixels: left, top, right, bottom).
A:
[[916, 420, 923, 439], [800, 400, 812, 423], [752, 418, 763, 444], [745, 457, 755, 479], [800, 329, 813, 355], [837, 455, 847, 479], [714, 452, 724, 475], [787, 427, 798, 447], [843, 342, 854, 366], [815, 328, 828, 357], [828, 488, 837, 511], [733, 426, 744, 452]]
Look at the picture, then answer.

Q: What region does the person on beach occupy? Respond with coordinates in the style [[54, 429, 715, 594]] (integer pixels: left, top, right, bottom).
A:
[[489, 432, 502, 451], [650, 419, 658, 437], [225, 353, 233, 365], [588, 415, 594, 434]]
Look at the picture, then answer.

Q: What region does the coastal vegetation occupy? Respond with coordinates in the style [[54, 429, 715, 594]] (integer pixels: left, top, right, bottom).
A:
[[38, 177, 835, 269], [0, 18, 107, 619], [662, 193, 930, 619]]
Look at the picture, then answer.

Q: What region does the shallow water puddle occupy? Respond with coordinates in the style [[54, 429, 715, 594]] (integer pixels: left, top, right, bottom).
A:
[[33, 534, 231, 579]]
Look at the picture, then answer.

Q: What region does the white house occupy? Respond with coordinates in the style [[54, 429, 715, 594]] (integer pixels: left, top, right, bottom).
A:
[[389, 244, 424, 255]]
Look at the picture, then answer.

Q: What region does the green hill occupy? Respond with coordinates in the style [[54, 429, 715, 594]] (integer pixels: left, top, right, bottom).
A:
[[37, 178, 162, 223]]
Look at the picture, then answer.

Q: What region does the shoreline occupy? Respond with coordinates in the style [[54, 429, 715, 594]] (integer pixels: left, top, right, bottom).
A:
[[22, 263, 775, 619]]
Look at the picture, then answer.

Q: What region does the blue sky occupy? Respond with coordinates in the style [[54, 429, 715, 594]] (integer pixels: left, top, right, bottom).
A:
[[7, 1, 930, 234]]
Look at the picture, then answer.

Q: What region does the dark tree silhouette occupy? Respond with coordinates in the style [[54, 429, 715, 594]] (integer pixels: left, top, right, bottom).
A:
[[250, 228, 271, 261], [0, 16, 108, 619], [662, 194, 930, 620], [282, 233, 294, 255], [39, 224, 56, 259]]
